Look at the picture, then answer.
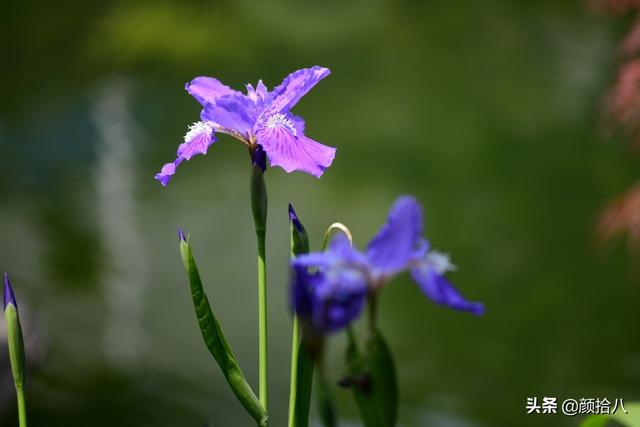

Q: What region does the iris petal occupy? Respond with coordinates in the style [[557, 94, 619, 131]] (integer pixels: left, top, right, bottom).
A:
[[291, 264, 317, 317], [255, 115, 335, 178], [291, 234, 367, 270], [291, 264, 367, 333], [312, 268, 367, 332], [291, 114, 305, 135], [154, 161, 180, 187], [366, 196, 424, 278], [185, 76, 239, 106], [290, 233, 370, 332], [246, 80, 269, 105], [326, 233, 369, 266], [292, 252, 335, 269], [154, 122, 216, 186], [262, 66, 331, 116], [411, 263, 484, 315], [201, 94, 257, 137]]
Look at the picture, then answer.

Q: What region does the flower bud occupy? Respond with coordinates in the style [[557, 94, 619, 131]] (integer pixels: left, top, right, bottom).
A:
[[4, 273, 26, 390], [288, 204, 309, 256]]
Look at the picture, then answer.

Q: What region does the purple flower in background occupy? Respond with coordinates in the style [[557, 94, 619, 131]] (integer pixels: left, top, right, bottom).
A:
[[291, 196, 484, 332], [292, 233, 369, 332], [155, 66, 336, 186]]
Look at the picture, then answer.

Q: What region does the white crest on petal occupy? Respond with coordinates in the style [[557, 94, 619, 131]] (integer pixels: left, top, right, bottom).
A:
[[425, 251, 457, 274], [264, 113, 297, 136], [184, 121, 213, 142]]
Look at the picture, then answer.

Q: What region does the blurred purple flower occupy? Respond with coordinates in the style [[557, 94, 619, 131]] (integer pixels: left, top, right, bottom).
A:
[[155, 66, 336, 186], [292, 233, 369, 332], [291, 196, 484, 332]]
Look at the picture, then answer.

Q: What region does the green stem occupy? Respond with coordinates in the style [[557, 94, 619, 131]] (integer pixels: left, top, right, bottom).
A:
[[250, 158, 268, 415], [287, 315, 300, 427], [257, 229, 268, 411], [16, 387, 26, 427]]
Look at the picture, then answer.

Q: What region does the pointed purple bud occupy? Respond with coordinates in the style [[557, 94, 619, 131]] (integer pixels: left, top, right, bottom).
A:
[[178, 227, 186, 242], [4, 273, 17, 309], [252, 145, 267, 172], [288, 203, 304, 232], [289, 203, 309, 255]]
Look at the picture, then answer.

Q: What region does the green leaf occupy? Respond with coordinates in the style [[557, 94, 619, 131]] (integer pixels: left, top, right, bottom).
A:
[[292, 343, 314, 427], [346, 328, 398, 427], [580, 403, 640, 427], [317, 367, 337, 427], [179, 237, 268, 427]]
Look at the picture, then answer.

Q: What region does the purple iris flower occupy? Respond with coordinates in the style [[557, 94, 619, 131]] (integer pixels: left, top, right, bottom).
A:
[[292, 233, 369, 332], [155, 66, 336, 186], [291, 196, 484, 332]]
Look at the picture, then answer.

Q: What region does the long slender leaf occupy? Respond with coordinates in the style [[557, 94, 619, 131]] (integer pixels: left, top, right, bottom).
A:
[[317, 366, 337, 427], [179, 237, 268, 427], [293, 344, 314, 427], [345, 328, 398, 427]]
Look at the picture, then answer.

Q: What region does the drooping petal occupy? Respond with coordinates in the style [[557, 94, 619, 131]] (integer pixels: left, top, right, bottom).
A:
[[410, 261, 484, 316], [366, 196, 424, 279], [201, 93, 257, 137], [178, 121, 216, 160], [186, 76, 239, 106], [262, 66, 331, 116], [154, 121, 216, 186], [255, 113, 335, 177], [155, 161, 180, 187]]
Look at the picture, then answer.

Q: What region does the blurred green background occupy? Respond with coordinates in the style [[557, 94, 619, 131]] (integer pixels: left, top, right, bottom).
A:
[[1, 0, 639, 426]]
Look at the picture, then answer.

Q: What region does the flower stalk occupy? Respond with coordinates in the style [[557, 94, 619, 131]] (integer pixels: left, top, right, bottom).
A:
[[288, 314, 300, 426], [250, 148, 269, 412], [4, 273, 27, 427]]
